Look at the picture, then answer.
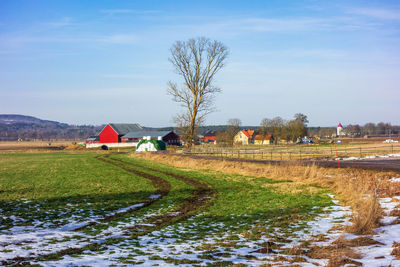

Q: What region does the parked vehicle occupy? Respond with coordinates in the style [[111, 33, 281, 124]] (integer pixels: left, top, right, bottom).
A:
[[384, 139, 399, 143]]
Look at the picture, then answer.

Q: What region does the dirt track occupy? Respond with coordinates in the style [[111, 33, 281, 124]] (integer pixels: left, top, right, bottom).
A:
[[311, 158, 400, 172], [3, 155, 216, 266]]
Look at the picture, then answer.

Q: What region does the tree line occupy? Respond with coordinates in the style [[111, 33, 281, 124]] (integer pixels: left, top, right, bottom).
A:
[[216, 113, 309, 145], [0, 122, 103, 141], [308, 122, 399, 138]]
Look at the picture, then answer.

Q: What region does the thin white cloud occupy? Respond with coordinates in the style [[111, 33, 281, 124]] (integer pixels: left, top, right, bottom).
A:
[[43, 17, 74, 27], [238, 17, 327, 32], [167, 15, 380, 39], [99, 34, 139, 44], [348, 7, 400, 20], [174, 17, 327, 35], [0, 49, 16, 55], [100, 9, 162, 15], [0, 33, 140, 45]]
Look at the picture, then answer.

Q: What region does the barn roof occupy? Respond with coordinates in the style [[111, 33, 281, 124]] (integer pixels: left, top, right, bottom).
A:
[[254, 134, 272, 140], [121, 130, 173, 139], [241, 129, 255, 138], [202, 129, 217, 136], [109, 123, 143, 135]]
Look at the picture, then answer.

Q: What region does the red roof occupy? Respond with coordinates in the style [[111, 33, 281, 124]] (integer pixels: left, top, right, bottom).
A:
[[338, 123, 343, 127], [241, 129, 255, 138], [204, 136, 216, 141], [254, 134, 272, 140]]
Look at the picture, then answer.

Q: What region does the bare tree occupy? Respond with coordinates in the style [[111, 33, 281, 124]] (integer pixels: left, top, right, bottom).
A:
[[346, 124, 361, 137], [261, 117, 286, 144], [362, 122, 376, 135], [168, 37, 229, 147], [226, 118, 242, 144], [292, 113, 308, 140], [294, 113, 309, 126], [261, 114, 308, 143]]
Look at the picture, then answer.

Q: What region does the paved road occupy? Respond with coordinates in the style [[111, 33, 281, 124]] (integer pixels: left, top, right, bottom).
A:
[[311, 158, 400, 172], [176, 153, 400, 172]]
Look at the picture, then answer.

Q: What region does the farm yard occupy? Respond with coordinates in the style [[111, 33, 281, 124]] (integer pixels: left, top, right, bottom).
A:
[[1, 148, 400, 266], [2, 0, 400, 265]]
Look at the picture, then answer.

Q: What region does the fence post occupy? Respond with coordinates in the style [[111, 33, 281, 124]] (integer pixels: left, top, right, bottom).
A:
[[238, 143, 241, 163], [359, 147, 362, 158], [392, 144, 394, 154], [299, 149, 302, 160], [270, 151, 273, 160], [335, 142, 340, 168]]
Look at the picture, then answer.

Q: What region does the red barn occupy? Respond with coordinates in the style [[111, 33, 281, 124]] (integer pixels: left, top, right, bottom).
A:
[[99, 123, 143, 143]]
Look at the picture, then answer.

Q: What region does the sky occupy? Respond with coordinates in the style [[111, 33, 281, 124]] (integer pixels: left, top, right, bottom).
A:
[[1, 0, 399, 127]]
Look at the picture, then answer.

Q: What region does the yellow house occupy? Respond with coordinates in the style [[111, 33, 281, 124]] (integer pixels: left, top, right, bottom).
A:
[[234, 129, 255, 145], [254, 134, 273, 145]]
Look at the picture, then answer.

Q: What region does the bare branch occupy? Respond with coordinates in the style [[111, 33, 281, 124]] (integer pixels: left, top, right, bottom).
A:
[[167, 37, 228, 146]]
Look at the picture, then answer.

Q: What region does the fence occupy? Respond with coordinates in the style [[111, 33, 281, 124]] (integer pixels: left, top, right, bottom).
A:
[[182, 144, 400, 161]]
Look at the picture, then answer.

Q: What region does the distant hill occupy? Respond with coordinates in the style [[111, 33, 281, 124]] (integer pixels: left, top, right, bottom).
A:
[[0, 114, 103, 141], [0, 114, 66, 126]]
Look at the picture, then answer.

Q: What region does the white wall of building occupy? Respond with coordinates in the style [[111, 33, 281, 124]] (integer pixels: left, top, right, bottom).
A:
[[86, 142, 138, 148]]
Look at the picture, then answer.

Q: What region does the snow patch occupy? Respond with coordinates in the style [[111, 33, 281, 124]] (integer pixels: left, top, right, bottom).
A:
[[341, 153, 400, 161], [390, 177, 400, 183], [349, 197, 400, 266]]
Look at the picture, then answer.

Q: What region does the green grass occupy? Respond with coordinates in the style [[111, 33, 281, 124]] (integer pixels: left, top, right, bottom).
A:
[[0, 150, 335, 265], [113, 154, 332, 241], [0, 152, 156, 229]]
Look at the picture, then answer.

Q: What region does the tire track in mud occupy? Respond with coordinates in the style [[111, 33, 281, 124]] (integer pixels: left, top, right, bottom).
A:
[[71, 156, 172, 231], [3, 155, 216, 265], [105, 154, 217, 229]]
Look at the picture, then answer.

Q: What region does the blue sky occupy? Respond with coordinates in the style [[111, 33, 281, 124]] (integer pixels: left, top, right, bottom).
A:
[[1, 0, 399, 127]]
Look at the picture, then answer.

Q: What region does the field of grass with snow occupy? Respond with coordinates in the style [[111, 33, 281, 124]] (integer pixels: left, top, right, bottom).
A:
[[0, 151, 369, 265]]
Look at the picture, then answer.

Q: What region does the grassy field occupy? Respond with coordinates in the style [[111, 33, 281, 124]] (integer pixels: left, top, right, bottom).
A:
[[0, 150, 346, 265], [0, 152, 156, 230]]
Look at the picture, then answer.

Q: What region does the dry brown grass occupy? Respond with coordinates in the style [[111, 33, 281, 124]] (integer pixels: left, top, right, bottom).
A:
[[135, 152, 399, 235], [65, 144, 85, 150], [0, 140, 75, 150], [345, 195, 383, 235], [133, 152, 400, 265], [389, 209, 400, 217], [306, 245, 361, 259], [303, 244, 363, 266], [391, 242, 400, 260], [327, 256, 362, 267]]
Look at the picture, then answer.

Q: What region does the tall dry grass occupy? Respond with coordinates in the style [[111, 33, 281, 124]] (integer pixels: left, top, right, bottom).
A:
[[135, 153, 400, 235]]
